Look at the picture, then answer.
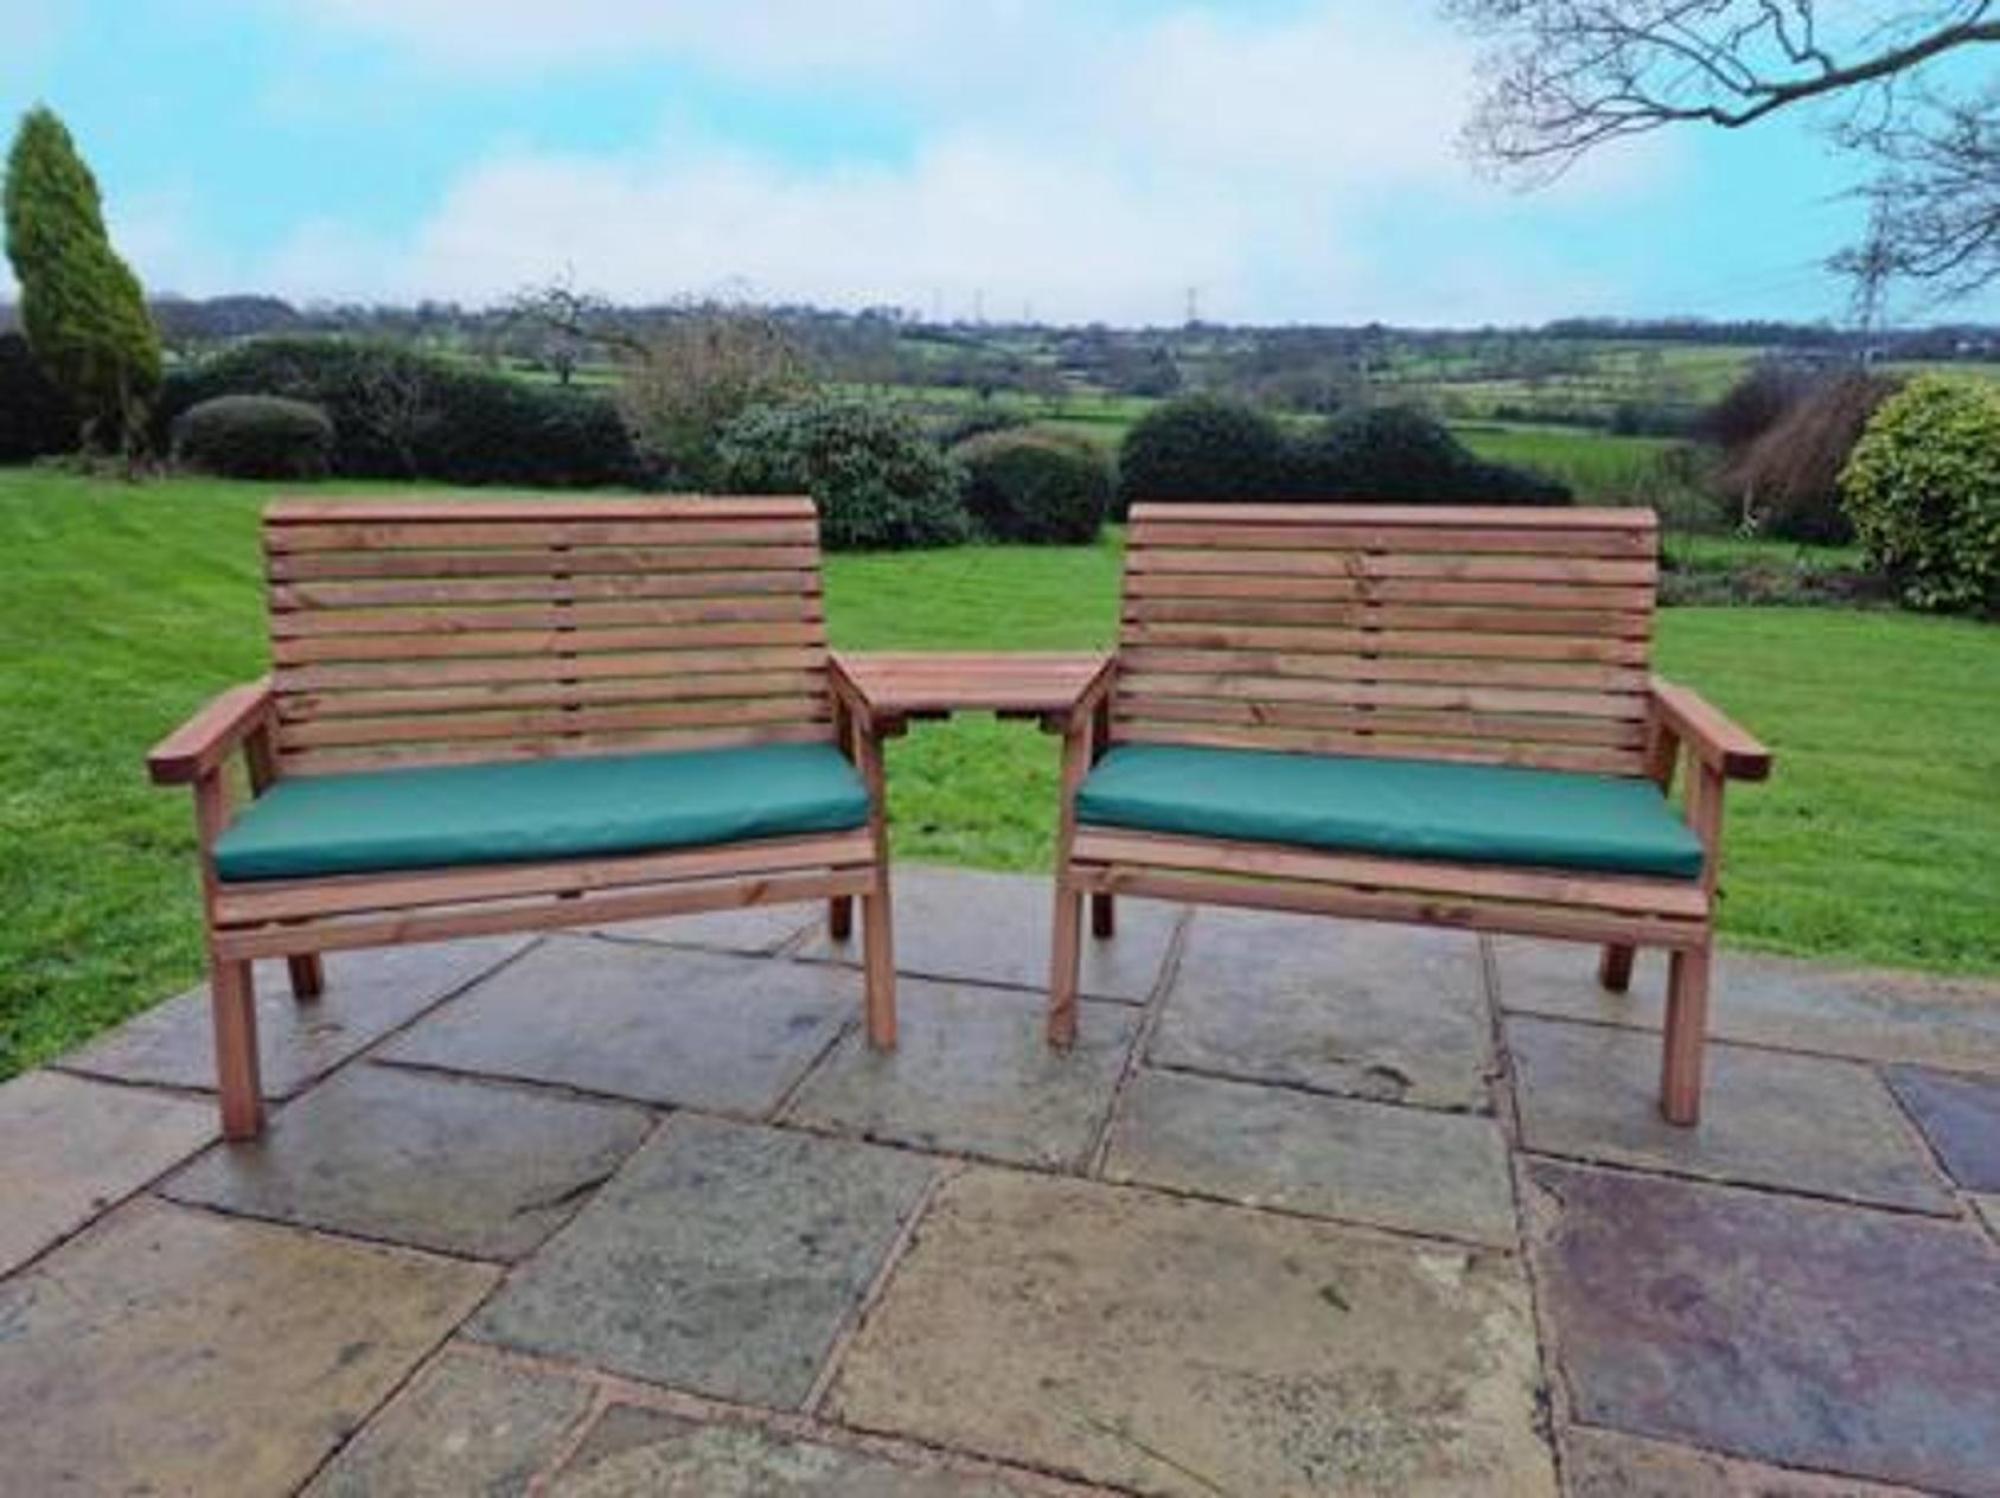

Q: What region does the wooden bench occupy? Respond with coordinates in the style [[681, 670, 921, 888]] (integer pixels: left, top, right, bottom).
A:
[[148, 495, 895, 1139], [1049, 503, 1771, 1124]]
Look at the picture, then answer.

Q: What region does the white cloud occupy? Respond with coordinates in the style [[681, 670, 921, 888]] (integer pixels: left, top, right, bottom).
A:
[[213, 0, 1677, 321]]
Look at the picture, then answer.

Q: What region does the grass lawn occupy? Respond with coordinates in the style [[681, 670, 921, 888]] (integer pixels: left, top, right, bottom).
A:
[[4, 470, 1996, 1080]]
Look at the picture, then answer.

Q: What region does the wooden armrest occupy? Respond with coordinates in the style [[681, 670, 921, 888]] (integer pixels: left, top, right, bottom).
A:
[[826, 655, 877, 734], [1058, 656, 1119, 735], [147, 678, 275, 785], [1651, 676, 1772, 783]]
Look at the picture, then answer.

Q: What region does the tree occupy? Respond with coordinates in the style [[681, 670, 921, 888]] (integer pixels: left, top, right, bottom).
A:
[[617, 306, 814, 486], [506, 274, 645, 385], [1446, 2, 2000, 299], [3, 106, 162, 453]]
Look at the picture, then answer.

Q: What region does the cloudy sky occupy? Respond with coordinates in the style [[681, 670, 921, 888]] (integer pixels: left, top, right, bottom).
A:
[[4, 0, 1989, 326]]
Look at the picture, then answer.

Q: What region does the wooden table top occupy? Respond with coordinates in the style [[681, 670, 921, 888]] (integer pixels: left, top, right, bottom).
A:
[[832, 651, 1110, 729]]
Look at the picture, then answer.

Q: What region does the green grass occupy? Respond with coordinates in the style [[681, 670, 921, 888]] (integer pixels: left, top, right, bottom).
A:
[[4, 470, 1996, 1080]]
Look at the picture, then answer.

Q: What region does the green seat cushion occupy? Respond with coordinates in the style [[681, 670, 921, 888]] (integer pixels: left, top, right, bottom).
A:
[[1076, 744, 1703, 879], [214, 742, 869, 883]]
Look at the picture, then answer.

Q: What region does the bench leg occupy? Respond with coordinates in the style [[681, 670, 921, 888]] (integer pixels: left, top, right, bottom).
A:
[[210, 953, 265, 1141], [1660, 942, 1712, 1126], [287, 954, 325, 1000], [861, 880, 896, 1050], [1049, 880, 1083, 1048], [1597, 944, 1636, 993], [829, 895, 855, 941], [1090, 892, 1116, 939]]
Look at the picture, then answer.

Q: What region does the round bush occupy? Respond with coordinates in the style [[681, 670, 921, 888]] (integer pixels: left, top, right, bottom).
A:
[[718, 396, 970, 551], [171, 394, 333, 479], [1295, 405, 1570, 505], [955, 430, 1110, 543], [1115, 395, 1291, 513], [1841, 375, 2000, 616], [0, 331, 75, 461]]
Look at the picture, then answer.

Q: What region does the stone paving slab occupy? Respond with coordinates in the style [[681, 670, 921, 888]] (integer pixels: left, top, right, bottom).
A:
[[794, 865, 1182, 1003], [1492, 937, 2000, 1075], [1150, 909, 1495, 1111], [783, 980, 1139, 1170], [1507, 1016, 1954, 1214], [828, 1169, 1556, 1498], [592, 902, 818, 956], [0, 1068, 216, 1275], [1561, 1425, 1933, 1497], [305, 1350, 596, 1497], [163, 1063, 655, 1260], [1528, 1160, 2000, 1497], [61, 935, 533, 1098], [545, 1403, 1060, 1496], [0, 1196, 495, 1498], [470, 1115, 935, 1407], [380, 936, 850, 1114], [1884, 1065, 2000, 1192], [1102, 1068, 1519, 1248]]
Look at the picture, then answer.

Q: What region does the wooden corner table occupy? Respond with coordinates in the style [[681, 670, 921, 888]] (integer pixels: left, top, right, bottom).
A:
[[826, 650, 1117, 940]]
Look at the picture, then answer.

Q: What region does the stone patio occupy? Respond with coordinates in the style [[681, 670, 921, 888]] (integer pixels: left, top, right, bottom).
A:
[[6, 866, 1999, 1496]]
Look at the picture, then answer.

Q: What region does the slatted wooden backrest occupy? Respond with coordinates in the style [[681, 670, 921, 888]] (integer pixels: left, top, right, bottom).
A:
[[264, 496, 833, 775], [1115, 503, 1659, 776]]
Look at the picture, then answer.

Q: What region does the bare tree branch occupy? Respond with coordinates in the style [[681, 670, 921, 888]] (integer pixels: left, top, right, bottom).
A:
[[1446, 1, 2000, 296]]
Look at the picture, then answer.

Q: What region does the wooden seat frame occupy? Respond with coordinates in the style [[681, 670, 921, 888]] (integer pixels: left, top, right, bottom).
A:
[[1049, 503, 1771, 1125], [149, 495, 895, 1140]]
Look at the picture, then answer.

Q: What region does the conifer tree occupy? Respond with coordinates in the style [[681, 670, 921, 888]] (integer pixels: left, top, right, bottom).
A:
[[3, 106, 162, 454]]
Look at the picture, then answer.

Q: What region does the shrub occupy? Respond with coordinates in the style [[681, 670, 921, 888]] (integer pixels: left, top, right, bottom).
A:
[[718, 396, 970, 551], [1115, 395, 1293, 513], [956, 429, 1110, 543], [1295, 405, 1570, 505], [1698, 362, 1813, 452], [0, 330, 75, 460], [618, 309, 814, 487], [1841, 376, 2000, 616], [171, 394, 333, 479], [1724, 372, 1898, 544], [156, 338, 639, 486], [931, 402, 1029, 448]]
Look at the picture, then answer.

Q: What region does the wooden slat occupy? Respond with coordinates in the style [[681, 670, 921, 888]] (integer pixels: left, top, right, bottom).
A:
[[1122, 598, 1651, 638], [268, 495, 815, 524], [278, 697, 827, 750], [281, 721, 836, 775], [1123, 572, 1656, 612], [277, 648, 827, 693], [1119, 673, 1643, 718], [278, 672, 825, 722], [1112, 696, 1646, 746], [1122, 622, 1650, 665], [1107, 720, 1640, 774], [272, 621, 825, 666], [1067, 865, 1706, 948], [1132, 520, 1656, 556], [215, 867, 871, 960], [1128, 550, 1654, 585], [1071, 829, 1707, 918], [1127, 502, 1656, 530], [216, 831, 874, 924], [272, 571, 818, 609], [267, 518, 821, 551], [1120, 648, 1646, 693], [269, 546, 823, 581], [271, 596, 817, 638]]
